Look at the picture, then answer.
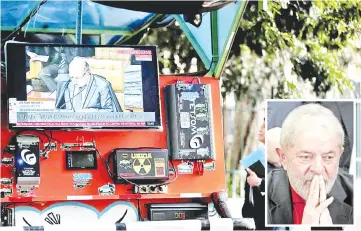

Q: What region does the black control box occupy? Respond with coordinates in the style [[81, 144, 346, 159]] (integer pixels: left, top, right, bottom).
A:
[[148, 203, 208, 221], [1, 205, 13, 226], [15, 135, 40, 186], [111, 149, 169, 184], [164, 83, 215, 160]]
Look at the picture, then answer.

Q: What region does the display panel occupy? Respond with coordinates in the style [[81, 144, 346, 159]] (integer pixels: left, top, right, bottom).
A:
[[66, 151, 97, 170], [5, 42, 161, 130]]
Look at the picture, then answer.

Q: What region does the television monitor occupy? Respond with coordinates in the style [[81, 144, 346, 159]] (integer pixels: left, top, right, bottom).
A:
[[5, 42, 161, 130]]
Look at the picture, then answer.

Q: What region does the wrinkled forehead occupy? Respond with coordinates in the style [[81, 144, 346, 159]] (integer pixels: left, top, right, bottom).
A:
[[297, 117, 340, 135], [291, 124, 342, 151], [283, 117, 343, 149]]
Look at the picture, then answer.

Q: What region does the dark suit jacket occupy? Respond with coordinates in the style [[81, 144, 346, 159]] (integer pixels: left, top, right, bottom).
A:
[[242, 174, 265, 219], [267, 168, 353, 225], [55, 74, 122, 112], [242, 161, 270, 219]]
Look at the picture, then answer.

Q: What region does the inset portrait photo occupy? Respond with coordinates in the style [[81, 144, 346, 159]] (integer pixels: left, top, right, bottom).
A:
[[355, 100, 361, 218], [266, 100, 355, 227]]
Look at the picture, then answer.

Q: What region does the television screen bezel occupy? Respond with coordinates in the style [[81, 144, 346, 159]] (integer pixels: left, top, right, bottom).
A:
[[5, 41, 162, 131]]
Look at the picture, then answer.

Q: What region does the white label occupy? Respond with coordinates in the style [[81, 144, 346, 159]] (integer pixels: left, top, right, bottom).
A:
[[180, 112, 190, 128], [177, 162, 193, 174]]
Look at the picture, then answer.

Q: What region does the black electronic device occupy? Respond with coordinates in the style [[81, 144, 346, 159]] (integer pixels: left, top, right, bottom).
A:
[[164, 83, 215, 160], [1, 205, 13, 226], [5, 41, 161, 130], [15, 135, 40, 186], [110, 149, 169, 184], [147, 203, 208, 221], [66, 150, 97, 170]]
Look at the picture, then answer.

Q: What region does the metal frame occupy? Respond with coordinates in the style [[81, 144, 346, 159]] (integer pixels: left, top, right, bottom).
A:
[[209, 11, 219, 75], [174, 1, 248, 78], [173, 14, 212, 69], [357, 102, 361, 178], [75, 0, 83, 44], [213, 0, 248, 78]]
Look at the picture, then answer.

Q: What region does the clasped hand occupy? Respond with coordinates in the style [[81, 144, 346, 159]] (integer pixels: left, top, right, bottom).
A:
[[302, 175, 334, 225]]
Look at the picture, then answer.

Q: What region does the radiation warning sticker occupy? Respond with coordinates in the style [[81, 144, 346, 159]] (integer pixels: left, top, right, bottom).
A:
[[154, 158, 166, 177], [133, 158, 152, 175]]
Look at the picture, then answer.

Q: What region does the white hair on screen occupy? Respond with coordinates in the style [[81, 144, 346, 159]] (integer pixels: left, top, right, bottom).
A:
[[69, 57, 90, 73]]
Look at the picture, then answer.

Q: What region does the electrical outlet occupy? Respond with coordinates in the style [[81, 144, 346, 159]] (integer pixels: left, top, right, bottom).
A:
[[0, 178, 13, 186], [44, 142, 57, 151], [0, 188, 12, 198], [4, 145, 15, 153], [1, 157, 14, 166], [61, 143, 79, 150], [82, 142, 96, 149], [134, 184, 168, 194], [17, 186, 35, 195], [61, 142, 96, 150]]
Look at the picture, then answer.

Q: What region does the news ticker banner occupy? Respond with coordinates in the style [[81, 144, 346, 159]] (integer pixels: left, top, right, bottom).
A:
[[9, 100, 155, 127]]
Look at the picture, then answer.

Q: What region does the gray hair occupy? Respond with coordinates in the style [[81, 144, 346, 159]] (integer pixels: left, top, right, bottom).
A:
[[69, 57, 90, 73], [280, 103, 345, 150]]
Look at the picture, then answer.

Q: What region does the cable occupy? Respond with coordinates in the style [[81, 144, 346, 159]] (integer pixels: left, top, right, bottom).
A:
[[35, 131, 59, 157], [56, 85, 87, 111], [38, 131, 51, 154], [22, 217, 32, 226], [36, 131, 64, 146], [160, 159, 178, 186], [6, 130, 177, 187], [48, 131, 65, 145]]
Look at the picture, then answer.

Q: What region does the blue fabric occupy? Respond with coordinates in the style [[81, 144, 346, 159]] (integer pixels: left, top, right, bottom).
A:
[[240, 147, 266, 168], [1, 0, 156, 31], [0, 0, 160, 45]]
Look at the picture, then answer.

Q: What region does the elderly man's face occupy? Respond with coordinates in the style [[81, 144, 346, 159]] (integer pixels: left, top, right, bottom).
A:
[[280, 125, 342, 200], [69, 63, 86, 81]]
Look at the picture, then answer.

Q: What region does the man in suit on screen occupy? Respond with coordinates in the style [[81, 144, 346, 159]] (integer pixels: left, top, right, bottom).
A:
[[55, 58, 122, 112]]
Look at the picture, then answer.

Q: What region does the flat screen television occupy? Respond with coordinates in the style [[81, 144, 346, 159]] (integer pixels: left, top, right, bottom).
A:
[[5, 42, 161, 130]]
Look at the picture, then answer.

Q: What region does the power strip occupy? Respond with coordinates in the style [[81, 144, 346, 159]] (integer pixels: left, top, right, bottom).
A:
[[134, 184, 168, 194], [44, 142, 57, 151], [1, 157, 13, 166], [61, 142, 96, 150], [0, 178, 13, 186], [0, 188, 12, 198]]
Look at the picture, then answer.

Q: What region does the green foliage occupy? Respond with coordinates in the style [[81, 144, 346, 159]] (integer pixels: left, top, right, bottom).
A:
[[141, 25, 206, 74], [142, 1, 360, 101], [224, 0, 361, 102]]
